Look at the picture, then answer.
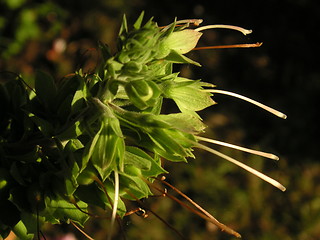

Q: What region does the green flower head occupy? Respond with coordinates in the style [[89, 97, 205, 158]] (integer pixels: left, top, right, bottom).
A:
[[0, 12, 287, 240]]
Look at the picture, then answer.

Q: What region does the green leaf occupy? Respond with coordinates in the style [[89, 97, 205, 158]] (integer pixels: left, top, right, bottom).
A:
[[56, 75, 83, 110], [76, 164, 97, 185], [119, 172, 152, 200], [124, 147, 167, 178], [65, 139, 84, 151], [20, 212, 44, 235], [115, 108, 170, 129], [141, 153, 167, 178], [123, 61, 143, 73], [75, 183, 108, 210], [28, 112, 54, 136], [155, 113, 207, 134], [12, 221, 34, 240], [145, 128, 196, 162], [144, 132, 186, 162], [45, 198, 89, 227], [70, 81, 88, 115], [91, 118, 125, 180], [165, 50, 201, 66], [149, 128, 188, 154], [106, 58, 123, 78], [119, 14, 128, 37], [82, 123, 103, 171], [133, 11, 145, 30], [124, 146, 152, 170], [64, 173, 79, 196], [56, 121, 82, 141], [56, 94, 73, 123], [161, 29, 202, 54], [34, 70, 57, 111], [165, 78, 215, 115]]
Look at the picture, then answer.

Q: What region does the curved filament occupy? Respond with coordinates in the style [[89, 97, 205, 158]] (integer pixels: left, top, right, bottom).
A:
[[195, 24, 252, 35], [205, 89, 287, 119], [197, 136, 279, 160], [195, 142, 286, 192]]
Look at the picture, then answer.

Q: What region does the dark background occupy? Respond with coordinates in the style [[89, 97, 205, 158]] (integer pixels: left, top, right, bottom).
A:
[[1, 0, 319, 239]]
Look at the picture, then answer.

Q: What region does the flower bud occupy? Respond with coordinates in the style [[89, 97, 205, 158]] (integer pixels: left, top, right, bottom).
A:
[[122, 61, 143, 73], [125, 80, 161, 110]]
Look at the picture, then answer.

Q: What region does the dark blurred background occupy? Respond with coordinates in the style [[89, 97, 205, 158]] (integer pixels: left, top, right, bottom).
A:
[[1, 0, 319, 239]]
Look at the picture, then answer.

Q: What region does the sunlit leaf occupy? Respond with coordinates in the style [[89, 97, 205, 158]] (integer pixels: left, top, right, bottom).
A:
[[12, 220, 34, 240], [45, 198, 89, 227]]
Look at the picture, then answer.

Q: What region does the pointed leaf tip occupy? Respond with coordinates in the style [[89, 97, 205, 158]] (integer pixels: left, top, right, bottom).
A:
[[133, 11, 145, 29]]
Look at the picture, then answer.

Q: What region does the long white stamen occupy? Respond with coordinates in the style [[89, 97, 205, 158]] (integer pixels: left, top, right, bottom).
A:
[[195, 143, 286, 191], [204, 89, 287, 119], [197, 136, 279, 160], [195, 24, 252, 35], [108, 169, 119, 240]]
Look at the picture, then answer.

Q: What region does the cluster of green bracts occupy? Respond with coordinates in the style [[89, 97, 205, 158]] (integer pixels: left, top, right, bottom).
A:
[[0, 12, 215, 239]]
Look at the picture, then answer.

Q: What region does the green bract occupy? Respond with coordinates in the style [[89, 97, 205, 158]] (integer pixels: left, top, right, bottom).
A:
[[0, 12, 215, 239], [158, 29, 202, 56]]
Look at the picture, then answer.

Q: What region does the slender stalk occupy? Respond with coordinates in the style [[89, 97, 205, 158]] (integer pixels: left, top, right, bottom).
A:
[[70, 220, 95, 240], [125, 190, 187, 240], [108, 170, 120, 240], [93, 175, 125, 239], [149, 179, 242, 238], [193, 42, 262, 50], [195, 24, 252, 35], [93, 176, 114, 208], [124, 208, 148, 217], [197, 136, 279, 160], [195, 142, 286, 191], [205, 89, 287, 119]]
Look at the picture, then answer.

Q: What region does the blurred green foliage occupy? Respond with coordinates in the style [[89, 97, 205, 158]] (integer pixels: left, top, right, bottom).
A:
[[0, 0, 67, 58], [0, 0, 318, 240]]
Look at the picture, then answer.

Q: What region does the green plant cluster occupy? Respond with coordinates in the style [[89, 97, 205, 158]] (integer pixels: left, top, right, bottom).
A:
[[0, 13, 215, 239]]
